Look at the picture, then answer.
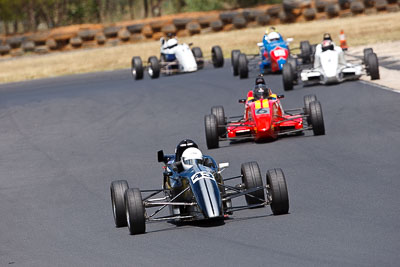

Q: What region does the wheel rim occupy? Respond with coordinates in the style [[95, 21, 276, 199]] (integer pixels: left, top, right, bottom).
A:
[[126, 208, 131, 229], [148, 67, 153, 77], [131, 68, 136, 77]]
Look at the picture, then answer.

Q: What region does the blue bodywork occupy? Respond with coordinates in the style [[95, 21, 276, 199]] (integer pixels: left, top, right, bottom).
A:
[[259, 33, 289, 73], [163, 155, 223, 219]]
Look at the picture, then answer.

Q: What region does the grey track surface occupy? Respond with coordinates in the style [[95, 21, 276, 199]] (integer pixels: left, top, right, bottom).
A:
[[1, 64, 399, 267]]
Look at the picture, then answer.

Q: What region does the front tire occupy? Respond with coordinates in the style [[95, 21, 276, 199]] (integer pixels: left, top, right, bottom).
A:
[[110, 180, 129, 227], [125, 188, 146, 235], [231, 49, 240, 76], [211, 45, 224, 68], [366, 52, 380, 80], [238, 53, 248, 79], [303, 94, 317, 125], [131, 56, 144, 80], [363, 48, 373, 65], [309, 101, 325, 135], [211, 106, 226, 137], [282, 63, 294, 91], [204, 114, 219, 149], [300, 40, 312, 64], [148, 56, 160, 79], [241, 162, 265, 206], [266, 168, 289, 215]]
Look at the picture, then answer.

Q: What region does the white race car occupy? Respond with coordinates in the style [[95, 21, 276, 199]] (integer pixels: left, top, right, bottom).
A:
[[131, 37, 224, 80], [282, 40, 380, 91]]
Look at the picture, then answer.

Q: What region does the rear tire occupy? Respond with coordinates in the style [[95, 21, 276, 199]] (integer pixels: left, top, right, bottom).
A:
[[125, 188, 146, 235], [110, 180, 129, 227], [231, 49, 241, 76], [266, 168, 289, 215], [148, 56, 160, 79], [192, 47, 204, 69], [367, 53, 380, 80], [238, 53, 249, 79], [211, 45, 224, 68], [282, 63, 294, 91], [363, 48, 373, 65], [309, 101, 325, 135], [131, 56, 144, 80], [211, 106, 226, 137], [300, 41, 312, 64], [303, 94, 317, 125], [204, 114, 219, 149], [241, 162, 265, 206]]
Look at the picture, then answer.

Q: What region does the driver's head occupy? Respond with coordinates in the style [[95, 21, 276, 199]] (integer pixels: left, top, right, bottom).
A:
[[253, 84, 270, 100], [255, 75, 266, 85], [167, 33, 175, 39], [175, 139, 198, 161], [322, 40, 334, 51], [323, 33, 332, 41], [181, 147, 203, 170], [265, 26, 277, 34], [267, 31, 280, 42]]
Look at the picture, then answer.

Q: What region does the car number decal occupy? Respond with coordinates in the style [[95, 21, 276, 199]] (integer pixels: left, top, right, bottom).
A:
[[191, 172, 215, 184], [256, 108, 270, 115], [273, 49, 286, 57]]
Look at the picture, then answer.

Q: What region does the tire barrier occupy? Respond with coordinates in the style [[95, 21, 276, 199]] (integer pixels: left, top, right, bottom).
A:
[[350, 1, 365, 14], [1, 2, 398, 58], [303, 7, 317, 20], [326, 3, 340, 17], [127, 23, 144, 34]]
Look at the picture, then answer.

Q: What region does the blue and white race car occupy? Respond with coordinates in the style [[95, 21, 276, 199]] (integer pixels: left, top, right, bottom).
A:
[[110, 139, 289, 235], [231, 28, 294, 79]]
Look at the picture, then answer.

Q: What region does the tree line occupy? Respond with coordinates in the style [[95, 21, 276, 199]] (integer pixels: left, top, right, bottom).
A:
[[0, 0, 280, 35]]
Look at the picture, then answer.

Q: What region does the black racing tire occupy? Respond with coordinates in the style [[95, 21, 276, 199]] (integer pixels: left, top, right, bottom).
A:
[[309, 101, 325, 136], [231, 50, 241, 76], [300, 40, 312, 64], [211, 45, 224, 68], [125, 188, 146, 235], [367, 53, 380, 80], [211, 106, 226, 137], [238, 53, 248, 79], [148, 56, 160, 79], [204, 114, 219, 149], [363, 48, 373, 65], [266, 168, 289, 215], [110, 180, 129, 227], [282, 63, 294, 91], [192, 47, 204, 69], [131, 56, 144, 80], [241, 162, 265, 206], [287, 57, 298, 80], [304, 94, 317, 125]]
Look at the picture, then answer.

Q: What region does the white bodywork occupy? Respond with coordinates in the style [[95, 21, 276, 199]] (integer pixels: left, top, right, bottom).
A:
[[301, 44, 362, 84], [160, 38, 197, 73]]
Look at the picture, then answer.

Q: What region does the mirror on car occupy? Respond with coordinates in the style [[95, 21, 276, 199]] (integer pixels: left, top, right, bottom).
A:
[[278, 94, 284, 99], [257, 42, 263, 47], [238, 99, 246, 103], [286, 38, 294, 43], [188, 42, 193, 46], [157, 150, 164, 162], [218, 162, 229, 170]]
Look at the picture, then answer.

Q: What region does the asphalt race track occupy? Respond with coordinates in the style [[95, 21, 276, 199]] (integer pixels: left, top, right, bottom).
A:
[[1, 63, 399, 267]]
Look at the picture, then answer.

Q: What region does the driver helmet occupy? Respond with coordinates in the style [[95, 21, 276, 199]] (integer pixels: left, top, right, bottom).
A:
[[253, 84, 270, 100], [265, 26, 277, 34], [321, 40, 334, 51], [267, 31, 280, 42], [181, 147, 204, 170], [175, 139, 198, 161], [323, 33, 332, 41], [255, 75, 266, 85], [166, 38, 178, 49]]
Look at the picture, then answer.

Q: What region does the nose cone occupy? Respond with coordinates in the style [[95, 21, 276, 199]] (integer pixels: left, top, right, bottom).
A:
[[192, 177, 222, 218]]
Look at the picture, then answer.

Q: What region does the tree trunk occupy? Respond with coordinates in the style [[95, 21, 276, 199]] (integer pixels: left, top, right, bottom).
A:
[[143, 0, 149, 17]]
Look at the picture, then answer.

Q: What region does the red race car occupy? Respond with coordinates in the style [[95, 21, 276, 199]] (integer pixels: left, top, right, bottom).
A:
[[204, 80, 325, 149]]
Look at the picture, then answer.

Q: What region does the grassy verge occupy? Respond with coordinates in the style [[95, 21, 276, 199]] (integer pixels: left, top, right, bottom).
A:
[[1, 12, 399, 84]]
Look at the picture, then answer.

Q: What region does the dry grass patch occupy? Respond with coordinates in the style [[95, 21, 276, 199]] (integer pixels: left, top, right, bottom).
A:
[[1, 12, 400, 84]]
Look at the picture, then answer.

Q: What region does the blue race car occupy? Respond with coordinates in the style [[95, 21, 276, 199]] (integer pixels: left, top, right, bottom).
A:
[[231, 29, 294, 79], [110, 139, 289, 235]]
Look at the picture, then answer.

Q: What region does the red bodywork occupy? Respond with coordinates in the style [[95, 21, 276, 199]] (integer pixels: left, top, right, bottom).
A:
[[270, 46, 289, 72], [227, 91, 303, 141]]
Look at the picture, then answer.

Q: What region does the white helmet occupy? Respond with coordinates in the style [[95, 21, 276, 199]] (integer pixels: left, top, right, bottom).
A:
[[268, 32, 280, 42], [181, 147, 203, 170], [166, 38, 178, 48]]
